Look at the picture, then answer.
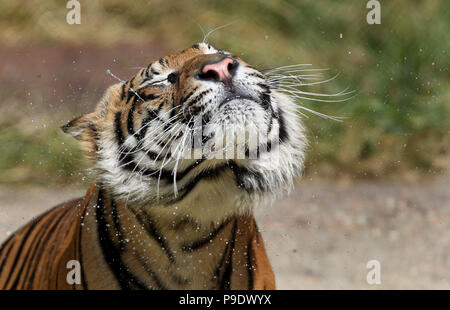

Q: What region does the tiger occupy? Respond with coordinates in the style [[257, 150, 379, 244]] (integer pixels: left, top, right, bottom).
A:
[[0, 42, 306, 290]]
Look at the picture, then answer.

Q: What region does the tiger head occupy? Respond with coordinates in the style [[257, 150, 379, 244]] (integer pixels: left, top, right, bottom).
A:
[[62, 43, 306, 220]]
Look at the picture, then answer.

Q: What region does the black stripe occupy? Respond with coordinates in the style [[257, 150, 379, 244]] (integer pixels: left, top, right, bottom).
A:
[[258, 83, 270, 93], [169, 163, 229, 204], [0, 240, 15, 276], [181, 219, 231, 252], [259, 92, 275, 139], [146, 148, 168, 160], [212, 237, 230, 287], [110, 197, 125, 251], [136, 106, 162, 142], [96, 189, 148, 290], [278, 107, 288, 142], [120, 82, 126, 101], [228, 161, 264, 193], [117, 136, 205, 183], [267, 112, 274, 136], [247, 237, 254, 290], [139, 92, 160, 102], [117, 151, 137, 171], [117, 150, 262, 198], [114, 112, 125, 145], [247, 72, 265, 79], [180, 87, 198, 105], [78, 207, 88, 290], [129, 209, 175, 264], [125, 77, 136, 103], [164, 93, 177, 131], [173, 218, 198, 231], [186, 89, 211, 107], [171, 93, 176, 116], [121, 145, 168, 162], [220, 219, 237, 290], [260, 92, 272, 111], [127, 101, 136, 135], [3, 219, 40, 288], [133, 254, 167, 290], [145, 64, 152, 77], [154, 158, 204, 181], [167, 160, 263, 204]]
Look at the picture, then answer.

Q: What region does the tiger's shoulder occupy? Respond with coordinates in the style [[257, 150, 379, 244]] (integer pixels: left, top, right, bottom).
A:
[[0, 196, 87, 289]]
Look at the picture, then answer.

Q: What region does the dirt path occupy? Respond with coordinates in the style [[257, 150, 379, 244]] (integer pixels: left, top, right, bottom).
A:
[[1, 176, 449, 289]]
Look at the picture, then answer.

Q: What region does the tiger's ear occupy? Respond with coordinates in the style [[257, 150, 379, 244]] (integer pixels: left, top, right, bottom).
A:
[[61, 83, 121, 157], [61, 82, 120, 139], [61, 113, 96, 140], [61, 113, 99, 160]]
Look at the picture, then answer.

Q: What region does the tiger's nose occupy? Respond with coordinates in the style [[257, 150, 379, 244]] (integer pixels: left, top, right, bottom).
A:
[[199, 57, 238, 84]]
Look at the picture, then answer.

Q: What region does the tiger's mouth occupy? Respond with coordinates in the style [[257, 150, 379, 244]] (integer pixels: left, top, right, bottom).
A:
[[218, 93, 255, 109], [213, 88, 268, 123]]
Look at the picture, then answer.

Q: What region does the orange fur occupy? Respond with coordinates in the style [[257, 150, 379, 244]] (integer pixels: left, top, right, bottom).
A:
[[0, 185, 275, 290]]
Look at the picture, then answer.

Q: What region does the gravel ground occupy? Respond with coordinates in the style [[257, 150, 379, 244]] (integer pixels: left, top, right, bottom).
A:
[[1, 176, 449, 289]]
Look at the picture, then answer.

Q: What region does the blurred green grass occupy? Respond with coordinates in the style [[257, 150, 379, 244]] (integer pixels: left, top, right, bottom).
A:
[[0, 116, 87, 186], [0, 0, 448, 186]]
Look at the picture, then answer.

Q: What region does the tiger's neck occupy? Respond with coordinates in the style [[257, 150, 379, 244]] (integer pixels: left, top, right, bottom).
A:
[[79, 183, 258, 290]]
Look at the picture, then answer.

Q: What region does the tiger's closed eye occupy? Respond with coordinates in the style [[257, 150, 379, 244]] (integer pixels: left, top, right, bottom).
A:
[[167, 72, 178, 84]]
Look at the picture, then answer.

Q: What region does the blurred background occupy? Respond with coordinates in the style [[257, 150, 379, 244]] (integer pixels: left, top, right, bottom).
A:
[[0, 0, 449, 289]]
